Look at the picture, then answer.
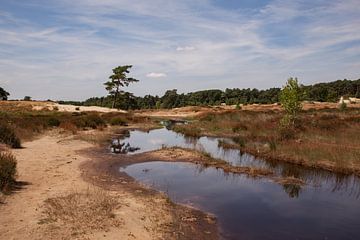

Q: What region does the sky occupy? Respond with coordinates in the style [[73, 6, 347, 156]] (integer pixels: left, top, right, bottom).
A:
[[0, 0, 359, 100]]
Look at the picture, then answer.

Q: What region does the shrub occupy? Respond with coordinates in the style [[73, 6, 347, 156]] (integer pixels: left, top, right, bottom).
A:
[[75, 107, 80, 111], [279, 78, 303, 127], [232, 123, 248, 132], [59, 122, 78, 134], [339, 102, 347, 111], [278, 125, 296, 140], [110, 117, 128, 126], [173, 125, 201, 137], [0, 123, 21, 148], [0, 152, 17, 191], [268, 139, 277, 151], [48, 118, 61, 127], [74, 114, 105, 129], [232, 136, 246, 147]]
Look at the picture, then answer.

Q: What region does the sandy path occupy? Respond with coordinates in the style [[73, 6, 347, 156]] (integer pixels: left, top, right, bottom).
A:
[[0, 132, 164, 240]]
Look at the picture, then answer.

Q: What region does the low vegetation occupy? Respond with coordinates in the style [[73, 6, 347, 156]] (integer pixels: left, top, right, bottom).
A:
[[161, 146, 273, 177], [0, 122, 21, 148], [0, 105, 153, 143], [173, 108, 360, 175], [0, 151, 17, 193], [42, 188, 122, 237]]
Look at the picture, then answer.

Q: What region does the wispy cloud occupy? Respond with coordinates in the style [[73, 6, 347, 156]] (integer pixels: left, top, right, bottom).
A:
[[0, 0, 359, 100], [176, 46, 196, 52], [146, 72, 167, 78]]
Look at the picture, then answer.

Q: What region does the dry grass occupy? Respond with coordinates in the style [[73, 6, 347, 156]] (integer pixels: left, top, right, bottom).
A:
[[0, 103, 156, 144], [174, 108, 360, 174], [161, 146, 273, 177], [0, 151, 17, 192], [0, 192, 4, 203], [0, 122, 21, 148], [42, 188, 122, 237]]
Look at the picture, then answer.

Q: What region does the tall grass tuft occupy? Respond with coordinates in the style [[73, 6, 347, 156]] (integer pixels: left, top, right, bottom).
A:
[[0, 152, 17, 192], [109, 116, 128, 126], [0, 122, 21, 148], [43, 188, 121, 234], [73, 114, 105, 129]]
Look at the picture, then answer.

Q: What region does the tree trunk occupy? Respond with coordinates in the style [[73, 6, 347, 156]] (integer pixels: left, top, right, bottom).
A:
[[112, 86, 119, 109]]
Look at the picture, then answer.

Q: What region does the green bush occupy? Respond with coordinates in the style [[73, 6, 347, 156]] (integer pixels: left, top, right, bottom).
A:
[[74, 114, 105, 129], [0, 152, 17, 191], [339, 102, 347, 111], [0, 123, 21, 148], [173, 125, 201, 137], [48, 118, 61, 127], [232, 136, 246, 147], [110, 117, 128, 126], [279, 78, 303, 127]]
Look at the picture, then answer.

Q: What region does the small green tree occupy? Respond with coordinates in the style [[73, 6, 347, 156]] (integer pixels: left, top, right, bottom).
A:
[[339, 101, 347, 111], [0, 87, 9, 100], [23, 96, 31, 101], [104, 65, 139, 109], [279, 77, 302, 126]]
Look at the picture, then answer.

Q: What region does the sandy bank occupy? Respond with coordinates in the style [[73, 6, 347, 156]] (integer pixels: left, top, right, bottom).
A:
[[0, 131, 218, 240]]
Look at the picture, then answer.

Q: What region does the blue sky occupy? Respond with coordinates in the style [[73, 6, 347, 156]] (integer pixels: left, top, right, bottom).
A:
[[0, 0, 359, 100]]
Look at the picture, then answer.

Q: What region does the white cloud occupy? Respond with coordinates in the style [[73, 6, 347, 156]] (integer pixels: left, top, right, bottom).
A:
[[0, 0, 359, 100], [176, 46, 196, 52], [146, 72, 167, 78]]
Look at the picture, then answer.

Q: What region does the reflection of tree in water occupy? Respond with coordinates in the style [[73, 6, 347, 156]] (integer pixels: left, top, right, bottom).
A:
[[331, 174, 360, 198], [262, 157, 360, 198], [163, 119, 188, 130], [113, 129, 130, 138], [283, 184, 302, 198], [184, 136, 199, 146], [111, 138, 140, 154]]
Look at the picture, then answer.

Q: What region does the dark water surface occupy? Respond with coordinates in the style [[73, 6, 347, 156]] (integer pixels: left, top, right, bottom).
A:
[[118, 128, 360, 239]]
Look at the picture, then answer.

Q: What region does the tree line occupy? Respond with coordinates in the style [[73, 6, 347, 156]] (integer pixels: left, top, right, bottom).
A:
[[58, 78, 360, 110], [2, 63, 358, 110]]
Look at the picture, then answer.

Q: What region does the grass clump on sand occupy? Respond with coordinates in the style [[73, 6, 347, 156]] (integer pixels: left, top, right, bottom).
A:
[[0, 122, 21, 148], [109, 116, 128, 126], [0, 151, 17, 192], [71, 114, 106, 129], [42, 188, 122, 236]]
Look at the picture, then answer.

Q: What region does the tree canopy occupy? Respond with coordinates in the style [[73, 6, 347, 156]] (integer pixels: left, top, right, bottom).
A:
[[104, 65, 139, 108], [0, 87, 9, 100], [280, 78, 303, 126]]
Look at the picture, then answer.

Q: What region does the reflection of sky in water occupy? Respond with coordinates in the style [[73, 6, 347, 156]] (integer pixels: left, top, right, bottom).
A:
[[117, 128, 360, 197], [122, 161, 360, 240], [122, 128, 272, 168]]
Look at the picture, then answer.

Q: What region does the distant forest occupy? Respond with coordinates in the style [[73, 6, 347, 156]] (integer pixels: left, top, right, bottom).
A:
[[59, 79, 360, 110]]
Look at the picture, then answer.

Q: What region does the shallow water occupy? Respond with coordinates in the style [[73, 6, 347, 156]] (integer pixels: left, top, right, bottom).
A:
[[117, 128, 360, 239]]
